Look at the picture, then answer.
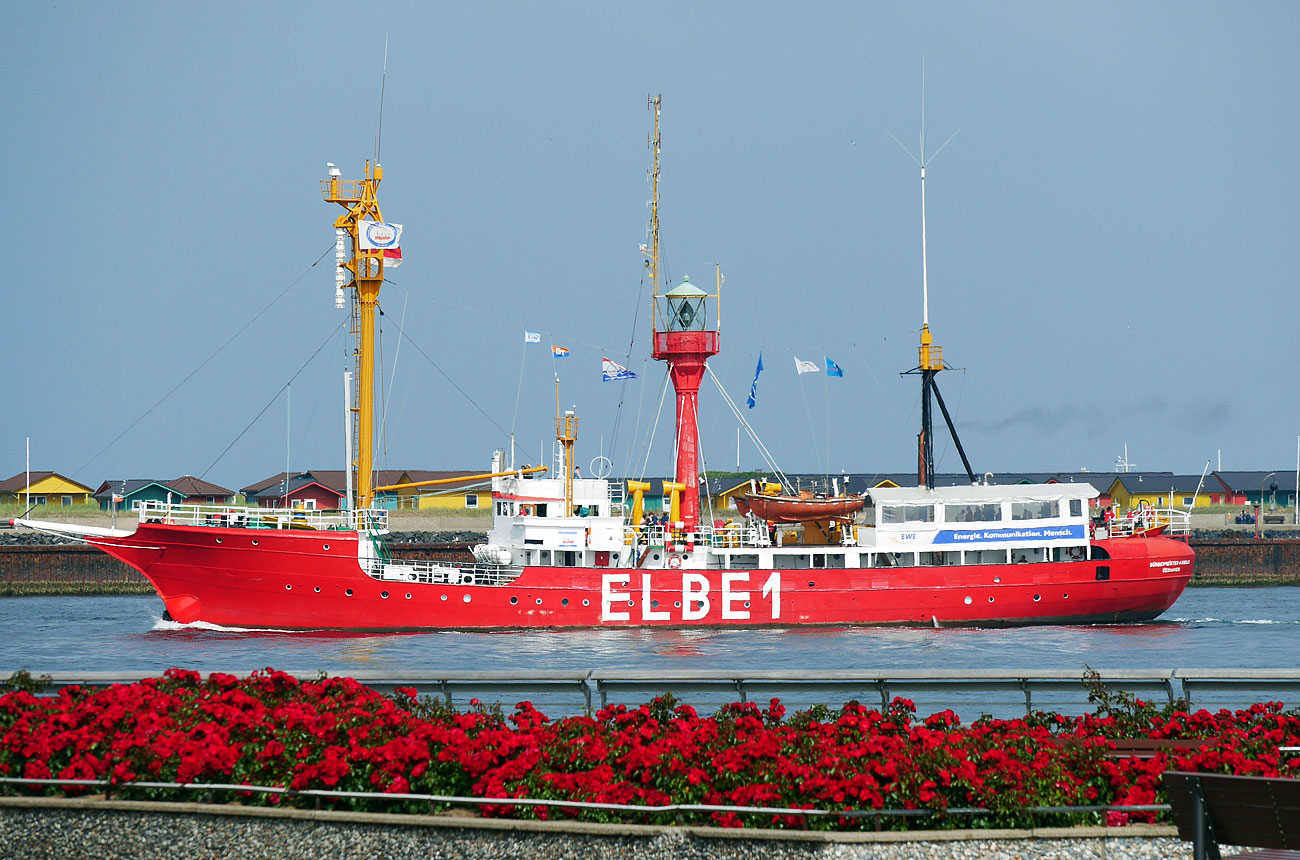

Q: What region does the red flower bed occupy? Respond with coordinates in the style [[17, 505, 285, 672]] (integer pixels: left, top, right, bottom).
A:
[[2, 669, 1297, 830]]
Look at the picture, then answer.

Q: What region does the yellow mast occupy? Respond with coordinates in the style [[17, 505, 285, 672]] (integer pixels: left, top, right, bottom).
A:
[[643, 93, 663, 333], [322, 161, 387, 508]]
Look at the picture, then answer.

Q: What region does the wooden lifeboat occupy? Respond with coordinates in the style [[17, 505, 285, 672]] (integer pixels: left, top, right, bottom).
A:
[[734, 493, 865, 523]]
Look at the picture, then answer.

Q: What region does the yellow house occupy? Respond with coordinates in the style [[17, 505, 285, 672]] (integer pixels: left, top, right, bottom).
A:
[[0, 471, 97, 507], [1105, 474, 1216, 511]]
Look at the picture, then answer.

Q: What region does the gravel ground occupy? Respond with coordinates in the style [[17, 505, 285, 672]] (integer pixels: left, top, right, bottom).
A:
[[0, 801, 1194, 860]]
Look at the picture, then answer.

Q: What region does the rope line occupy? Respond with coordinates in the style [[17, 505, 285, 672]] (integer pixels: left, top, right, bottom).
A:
[[77, 245, 334, 474]]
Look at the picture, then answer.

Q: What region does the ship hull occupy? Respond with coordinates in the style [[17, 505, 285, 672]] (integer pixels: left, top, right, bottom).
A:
[[88, 522, 1194, 631]]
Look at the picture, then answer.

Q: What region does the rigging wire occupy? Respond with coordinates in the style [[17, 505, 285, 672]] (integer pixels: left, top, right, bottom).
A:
[[378, 291, 409, 470], [606, 275, 646, 472], [793, 352, 822, 468], [386, 317, 514, 443], [199, 319, 346, 481], [636, 369, 673, 482], [77, 245, 334, 474], [705, 365, 793, 492]]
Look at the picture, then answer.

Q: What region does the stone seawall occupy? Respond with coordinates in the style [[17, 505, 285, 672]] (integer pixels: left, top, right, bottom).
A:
[[1186, 538, 1300, 585], [0, 798, 1189, 860]]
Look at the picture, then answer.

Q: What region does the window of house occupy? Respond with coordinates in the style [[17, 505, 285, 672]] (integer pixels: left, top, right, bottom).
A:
[[131, 500, 142, 511], [61, 496, 73, 506], [1182, 497, 1194, 507], [34, 496, 47, 506], [465, 494, 479, 509]]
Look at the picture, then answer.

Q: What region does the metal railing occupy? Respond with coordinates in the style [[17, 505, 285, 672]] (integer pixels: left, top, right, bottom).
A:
[[136, 500, 388, 533], [14, 669, 1300, 718], [0, 776, 1169, 825], [373, 559, 523, 587], [622, 522, 771, 551], [1105, 508, 1191, 538]]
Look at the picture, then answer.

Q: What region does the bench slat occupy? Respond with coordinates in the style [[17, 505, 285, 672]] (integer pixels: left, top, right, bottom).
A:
[[1165, 771, 1300, 852]]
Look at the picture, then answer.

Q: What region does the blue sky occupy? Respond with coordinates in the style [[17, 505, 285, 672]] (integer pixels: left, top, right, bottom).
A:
[[3, 1, 1298, 491]]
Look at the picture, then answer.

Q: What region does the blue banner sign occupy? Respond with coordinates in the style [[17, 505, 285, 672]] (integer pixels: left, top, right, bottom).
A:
[[934, 524, 1086, 544]]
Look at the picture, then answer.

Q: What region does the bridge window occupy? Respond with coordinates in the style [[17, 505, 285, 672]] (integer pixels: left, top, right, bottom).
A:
[[881, 505, 933, 524], [1011, 500, 1058, 520], [1069, 499, 1083, 517], [944, 503, 1000, 523]]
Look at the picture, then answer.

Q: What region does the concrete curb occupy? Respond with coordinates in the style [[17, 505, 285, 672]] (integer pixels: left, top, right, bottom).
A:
[[0, 795, 1178, 843]]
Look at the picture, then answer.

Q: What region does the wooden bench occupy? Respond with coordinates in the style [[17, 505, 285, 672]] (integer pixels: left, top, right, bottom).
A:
[[1263, 514, 1287, 525], [1163, 770, 1300, 859]]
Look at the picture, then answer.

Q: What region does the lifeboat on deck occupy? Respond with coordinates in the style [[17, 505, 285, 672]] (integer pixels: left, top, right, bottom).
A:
[[734, 493, 865, 523]]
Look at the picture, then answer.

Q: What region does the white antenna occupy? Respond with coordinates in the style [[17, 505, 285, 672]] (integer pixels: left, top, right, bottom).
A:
[[1115, 443, 1136, 473], [887, 61, 959, 329], [375, 34, 389, 163]]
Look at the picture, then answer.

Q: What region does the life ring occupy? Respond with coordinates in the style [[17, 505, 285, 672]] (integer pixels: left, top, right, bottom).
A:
[[668, 556, 682, 570]]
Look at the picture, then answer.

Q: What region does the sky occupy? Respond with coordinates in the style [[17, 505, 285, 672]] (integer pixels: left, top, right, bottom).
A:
[[3, 1, 1298, 492]]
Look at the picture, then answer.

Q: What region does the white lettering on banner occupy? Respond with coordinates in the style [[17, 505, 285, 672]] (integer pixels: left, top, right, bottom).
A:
[[641, 573, 669, 621], [762, 572, 781, 619], [682, 573, 710, 620], [601, 574, 630, 621], [722, 572, 750, 620]]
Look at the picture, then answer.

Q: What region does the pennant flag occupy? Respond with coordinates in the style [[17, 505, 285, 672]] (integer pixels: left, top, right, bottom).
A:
[[826, 357, 843, 378], [601, 357, 637, 381], [524, 331, 541, 343], [794, 356, 820, 375], [552, 345, 570, 358], [747, 352, 764, 409], [111, 494, 124, 504], [382, 247, 402, 269]]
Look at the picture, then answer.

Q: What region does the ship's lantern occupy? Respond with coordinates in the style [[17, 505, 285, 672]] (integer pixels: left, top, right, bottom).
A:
[[665, 276, 709, 332]]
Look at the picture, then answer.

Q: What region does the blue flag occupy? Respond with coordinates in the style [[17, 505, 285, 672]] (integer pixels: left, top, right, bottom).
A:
[[826, 356, 843, 378], [747, 352, 764, 409]]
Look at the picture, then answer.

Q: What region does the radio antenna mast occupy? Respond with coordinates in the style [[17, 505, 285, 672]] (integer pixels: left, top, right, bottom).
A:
[[888, 63, 974, 489], [375, 34, 389, 163]]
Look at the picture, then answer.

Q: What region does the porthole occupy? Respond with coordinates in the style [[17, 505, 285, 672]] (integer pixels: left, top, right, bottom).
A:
[[510, 597, 519, 605], [561, 598, 569, 607], [674, 601, 682, 608], [381, 591, 389, 599], [440, 594, 447, 601], [744, 601, 751, 608], [963, 596, 972, 605], [314, 586, 320, 593], [323, 544, 330, 551], [627, 599, 634, 606], [345, 588, 354, 596], [1063, 593, 1069, 599], [462, 594, 471, 603], [1033, 594, 1041, 602], [285, 584, 292, 591], [651, 600, 660, 608], [215, 537, 222, 544], [988, 596, 995, 603], [252, 539, 259, 546], [808, 581, 815, 588], [535, 598, 543, 605], [581, 599, 589, 607], [993, 576, 1000, 583], [652, 553, 660, 561], [405, 593, 411, 600]]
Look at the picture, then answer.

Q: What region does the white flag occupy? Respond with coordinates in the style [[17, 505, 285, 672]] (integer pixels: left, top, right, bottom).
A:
[[794, 356, 820, 375], [601, 357, 637, 381], [524, 331, 541, 343], [358, 221, 403, 250]]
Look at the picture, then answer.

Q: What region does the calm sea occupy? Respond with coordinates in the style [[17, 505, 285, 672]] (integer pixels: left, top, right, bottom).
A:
[[3, 587, 1298, 676]]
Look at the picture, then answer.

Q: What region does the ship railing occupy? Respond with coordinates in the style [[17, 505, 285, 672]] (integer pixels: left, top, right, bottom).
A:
[[1106, 507, 1191, 539], [136, 500, 388, 533], [370, 558, 522, 587], [621, 522, 771, 550]]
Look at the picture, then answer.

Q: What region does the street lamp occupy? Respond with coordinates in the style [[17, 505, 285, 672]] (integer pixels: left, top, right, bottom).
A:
[[1257, 472, 1276, 539]]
